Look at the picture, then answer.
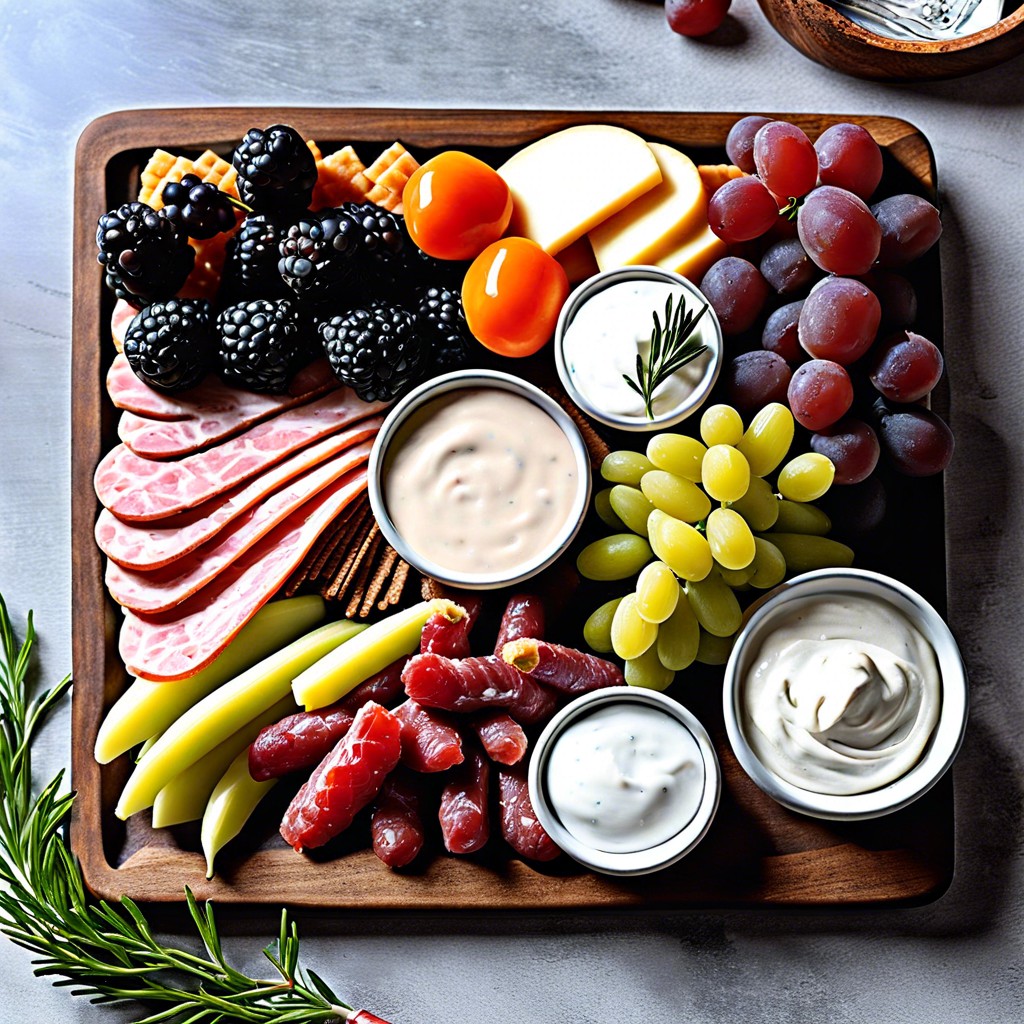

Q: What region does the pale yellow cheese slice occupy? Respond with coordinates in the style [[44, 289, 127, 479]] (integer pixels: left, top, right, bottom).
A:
[[498, 125, 662, 255], [588, 143, 707, 271], [655, 222, 728, 284]]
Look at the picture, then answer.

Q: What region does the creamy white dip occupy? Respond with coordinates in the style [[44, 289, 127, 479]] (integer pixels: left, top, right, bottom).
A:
[[742, 595, 941, 796], [546, 704, 704, 853], [562, 279, 711, 420], [383, 388, 579, 576]]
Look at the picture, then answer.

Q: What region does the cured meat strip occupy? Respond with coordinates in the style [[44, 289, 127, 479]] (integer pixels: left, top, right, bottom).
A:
[[493, 593, 546, 654], [371, 770, 426, 869], [497, 765, 561, 862], [280, 702, 402, 853], [393, 699, 464, 773], [105, 462, 369, 613], [471, 712, 527, 766], [95, 396, 384, 521], [501, 639, 624, 695], [438, 746, 490, 855], [96, 431, 372, 571], [402, 653, 556, 725], [117, 362, 339, 458], [119, 471, 367, 681]]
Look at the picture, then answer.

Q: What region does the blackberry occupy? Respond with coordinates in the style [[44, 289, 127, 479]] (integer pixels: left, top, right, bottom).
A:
[[320, 303, 428, 403], [160, 174, 238, 239], [232, 124, 317, 212], [221, 212, 290, 301], [216, 298, 303, 393], [96, 202, 195, 309], [415, 285, 470, 372], [122, 298, 213, 393]]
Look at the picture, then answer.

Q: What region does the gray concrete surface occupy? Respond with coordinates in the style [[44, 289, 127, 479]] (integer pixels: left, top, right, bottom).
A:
[[1, 0, 1022, 1020]]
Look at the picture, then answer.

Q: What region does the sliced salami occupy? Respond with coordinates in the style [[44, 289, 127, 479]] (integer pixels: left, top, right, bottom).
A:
[[95, 432, 372, 570], [118, 470, 367, 681], [95, 395, 384, 521], [105, 460, 369, 613]]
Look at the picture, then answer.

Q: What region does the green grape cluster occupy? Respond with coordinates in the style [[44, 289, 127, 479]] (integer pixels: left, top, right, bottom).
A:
[[578, 402, 854, 690]]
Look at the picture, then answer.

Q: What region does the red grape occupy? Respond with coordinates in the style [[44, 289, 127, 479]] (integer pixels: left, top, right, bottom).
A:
[[864, 270, 918, 328], [753, 122, 818, 201], [665, 0, 731, 37], [700, 257, 770, 336], [787, 359, 853, 431], [814, 123, 883, 200], [874, 400, 953, 476], [810, 417, 880, 484], [760, 238, 817, 295], [799, 277, 881, 365], [762, 300, 803, 363], [708, 176, 779, 243], [726, 116, 773, 174], [797, 185, 881, 276], [871, 194, 942, 267], [725, 350, 792, 413], [870, 331, 944, 403]]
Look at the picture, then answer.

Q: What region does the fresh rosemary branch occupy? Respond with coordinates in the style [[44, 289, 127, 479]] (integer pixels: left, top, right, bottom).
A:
[[622, 293, 709, 420], [0, 593, 384, 1024]]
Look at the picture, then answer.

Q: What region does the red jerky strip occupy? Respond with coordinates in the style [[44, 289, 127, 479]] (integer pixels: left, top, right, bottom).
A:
[[335, 657, 407, 714], [501, 639, 624, 695], [439, 746, 490, 855], [472, 712, 527, 766], [402, 653, 556, 726], [420, 611, 472, 659], [498, 764, 561, 862], [493, 592, 546, 655], [371, 769, 426, 869], [393, 699, 464, 773], [279, 702, 401, 853]]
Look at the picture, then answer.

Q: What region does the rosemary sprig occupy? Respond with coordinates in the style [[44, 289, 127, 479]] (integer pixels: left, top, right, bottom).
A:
[[0, 593, 385, 1024], [622, 293, 709, 420]]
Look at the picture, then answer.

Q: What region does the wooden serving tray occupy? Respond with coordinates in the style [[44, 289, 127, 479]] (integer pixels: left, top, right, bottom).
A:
[[71, 108, 951, 908]]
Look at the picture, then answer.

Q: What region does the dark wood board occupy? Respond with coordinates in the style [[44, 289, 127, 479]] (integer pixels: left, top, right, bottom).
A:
[[71, 107, 952, 909]]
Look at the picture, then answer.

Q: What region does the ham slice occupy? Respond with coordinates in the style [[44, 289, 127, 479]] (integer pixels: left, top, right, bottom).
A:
[[111, 299, 135, 353], [95, 394, 384, 521], [119, 469, 367, 681], [95, 431, 372, 570], [105, 456, 370, 613]]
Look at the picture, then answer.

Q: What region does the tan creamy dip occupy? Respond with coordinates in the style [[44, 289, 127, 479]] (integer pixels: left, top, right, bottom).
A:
[[383, 388, 579, 576], [742, 594, 941, 796]]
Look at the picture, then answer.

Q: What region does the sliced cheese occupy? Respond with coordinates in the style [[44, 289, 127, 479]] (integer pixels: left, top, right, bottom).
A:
[[498, 125, 662, 255], [655, 222, 728, 284], [555, 235, 600, 285], [588, 143, 707, 271]]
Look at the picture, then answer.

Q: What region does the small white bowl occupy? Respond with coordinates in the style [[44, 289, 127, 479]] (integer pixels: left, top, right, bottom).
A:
[[723, 568, 968, 821], [553, 265, 723, 433], [368, 369, 592, 591], [528, 687, 721, 876]]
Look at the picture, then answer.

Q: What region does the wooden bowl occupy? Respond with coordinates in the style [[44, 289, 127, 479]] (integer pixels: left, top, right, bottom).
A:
[[756, 0, 1024, 81]]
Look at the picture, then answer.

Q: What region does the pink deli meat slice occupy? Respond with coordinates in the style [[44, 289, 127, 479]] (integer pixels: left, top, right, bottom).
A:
[[118, 471, 366, 681], [95, 394, 384, 521], [105, 461, 369, 613], [107, 353, 339, 423], [95, 431, 372, 571]]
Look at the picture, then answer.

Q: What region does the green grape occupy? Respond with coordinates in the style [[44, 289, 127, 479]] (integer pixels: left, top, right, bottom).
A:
[[777, 453, 835, 502], [657, 584, 700, 671], [761, 532, 854, 573], [601, 449, 654, 486], [773, 499, 831, 536], [609, 484, 656, 537], [736, 402, 794, 477], [748, 537, 787, 589], [583, 597, 623, 653], [706, 507, 756, 571], [700, 403, 744, 447], [594, 488, 625, 530], [640, 469, 712, 523], [696, 628, 734, 666], [701, 444, 750, 503], [647, 509, 713, 582], [611, 592, 658, 660], [727, 473, 779, 532], [576, 534, 653, 580], [685, 570, 742, 637], [718, 561, 756, 588], [646, 432, 706, 482], [635, 561, 679, 623], [625, 644, 675, 691]]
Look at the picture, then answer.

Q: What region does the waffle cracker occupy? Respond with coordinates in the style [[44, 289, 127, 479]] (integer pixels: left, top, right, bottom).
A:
[[312, 145, 375, 209], [697, 163, 746, 197], [139, 151, 194, 208]]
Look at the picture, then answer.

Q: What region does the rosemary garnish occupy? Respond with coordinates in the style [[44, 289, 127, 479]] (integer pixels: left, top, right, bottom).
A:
[[622, 293, 709, 420], [0, 593, 383, 1024]]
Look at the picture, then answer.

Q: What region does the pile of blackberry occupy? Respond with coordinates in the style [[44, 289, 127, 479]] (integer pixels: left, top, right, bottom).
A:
[[98, 123, 471, 397]]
